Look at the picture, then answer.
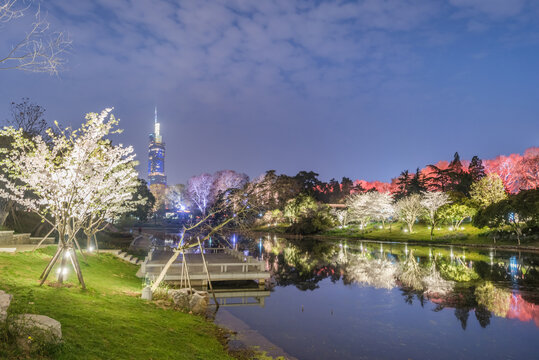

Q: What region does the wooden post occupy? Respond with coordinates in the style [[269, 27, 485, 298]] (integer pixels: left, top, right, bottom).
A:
[[180, 254, 185, 289], [182, 248, 192, 289], [71, 249, 87, 289], [39, 233, 67, 285], [39, 245, 63, 280], [73, 237, 87, 262], [197, 237, 218, 309], [32, 227, 56, 252]]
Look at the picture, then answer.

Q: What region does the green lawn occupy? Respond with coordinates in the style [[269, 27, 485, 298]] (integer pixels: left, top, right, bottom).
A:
[[0, 247, 233, 360], [321, 222, 539, 248]]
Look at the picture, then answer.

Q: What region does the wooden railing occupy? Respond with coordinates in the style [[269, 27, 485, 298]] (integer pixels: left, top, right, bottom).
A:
[[141, 247, 265, 274]]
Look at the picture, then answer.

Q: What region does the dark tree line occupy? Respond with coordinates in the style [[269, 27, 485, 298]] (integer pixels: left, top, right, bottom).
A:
[[394, 152, 486, 200]]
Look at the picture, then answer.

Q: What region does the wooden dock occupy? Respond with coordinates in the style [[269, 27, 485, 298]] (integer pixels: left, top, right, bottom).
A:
[[212, 289, 271, 307], [139, 247, 270, 287]]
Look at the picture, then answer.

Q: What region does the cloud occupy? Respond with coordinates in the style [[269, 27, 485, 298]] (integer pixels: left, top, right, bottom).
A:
[[40, 0, 445, 102], [449, 0, 526, 18], [2, 0, 538, 184]]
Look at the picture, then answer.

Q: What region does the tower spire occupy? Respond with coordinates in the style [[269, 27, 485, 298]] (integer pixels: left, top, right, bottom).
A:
[[153, 107, 161, 138]]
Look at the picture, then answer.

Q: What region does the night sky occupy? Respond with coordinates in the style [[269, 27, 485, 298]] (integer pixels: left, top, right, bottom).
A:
[[1, 0, 538, 185]]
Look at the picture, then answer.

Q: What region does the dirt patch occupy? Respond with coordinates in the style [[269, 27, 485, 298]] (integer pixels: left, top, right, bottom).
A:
[[46, 282, 74, 288]]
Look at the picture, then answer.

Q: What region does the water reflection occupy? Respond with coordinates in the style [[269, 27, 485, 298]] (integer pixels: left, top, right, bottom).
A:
[[217, 234, 539, 329]]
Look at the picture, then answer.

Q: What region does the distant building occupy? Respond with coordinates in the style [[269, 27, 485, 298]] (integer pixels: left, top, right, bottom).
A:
[[148, 107, 167, 208]]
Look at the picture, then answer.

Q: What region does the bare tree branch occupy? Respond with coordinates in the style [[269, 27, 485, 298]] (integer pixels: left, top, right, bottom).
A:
[[0, 1, 71, 74], [0, 0, 25, 23]]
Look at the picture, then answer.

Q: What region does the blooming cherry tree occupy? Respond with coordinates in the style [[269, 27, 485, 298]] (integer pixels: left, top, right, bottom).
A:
[[212, 170, 249, 197], [0, 109, 141, 288], [420, 191, 450, 240], [369, 192, 395, 229], [346, 193, 374, 231], [396, 194, 423, 233]]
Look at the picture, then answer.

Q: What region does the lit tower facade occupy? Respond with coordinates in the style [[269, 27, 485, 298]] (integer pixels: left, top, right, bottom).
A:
[[148, 107, 167, 207]]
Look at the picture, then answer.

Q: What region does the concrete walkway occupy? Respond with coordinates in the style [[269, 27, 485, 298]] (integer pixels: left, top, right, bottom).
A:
[[0, 244, 53, 253]]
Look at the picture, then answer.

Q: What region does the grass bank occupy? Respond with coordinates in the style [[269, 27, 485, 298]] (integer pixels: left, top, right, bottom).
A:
[[0, 247, 233, 360], [252, 223, 539, 249]]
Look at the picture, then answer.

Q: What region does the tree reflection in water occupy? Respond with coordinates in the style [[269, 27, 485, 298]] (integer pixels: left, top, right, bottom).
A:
[[344, 256, 398, 289], [217, 234, 539, 328]]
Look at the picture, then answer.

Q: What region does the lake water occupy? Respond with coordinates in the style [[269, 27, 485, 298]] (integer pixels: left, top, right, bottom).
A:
[[209, 234, 539, 360]]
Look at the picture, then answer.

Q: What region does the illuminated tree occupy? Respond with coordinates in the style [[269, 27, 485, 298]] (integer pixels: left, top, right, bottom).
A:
[[513, 188, 539, 228], [248, 170, 300, 210], [283, 193, 317, 224], [470, 174, 507, 209], [330, 208, 348, 227], [0, 109, 140, 287], [353, 179, 394, 194], [186, 173, 215, 216], [0, 0, 71, 74], [369, 191, 395, 229], [516, 149, 539, 190], [0, 98, 50, 226], [0, 135, 12, 226], [484, 153, 521, 193], [212, 170, 249, 199], [82, 147, 143, 251], [166, 183, 186, 211], [439, 202, 476, 231], [395, 194, 423, 233], [346, 193, 374, 231], [420, 191, 450, 240], [476, 190, 538, 245]]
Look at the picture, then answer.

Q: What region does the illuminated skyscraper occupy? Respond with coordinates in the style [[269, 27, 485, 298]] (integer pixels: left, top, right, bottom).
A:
[[148, 107, 167, 206]]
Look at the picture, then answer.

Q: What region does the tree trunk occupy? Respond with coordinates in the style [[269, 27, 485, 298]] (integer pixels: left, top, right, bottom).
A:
[[0, 200, 11, 226], [94, 233, 99, 254], [39, 245, 63, 280], [73, 237, 87, 262], [9, 206, 20, 231], [33, 227, 56, 252], [71, 250, 86, 289]]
